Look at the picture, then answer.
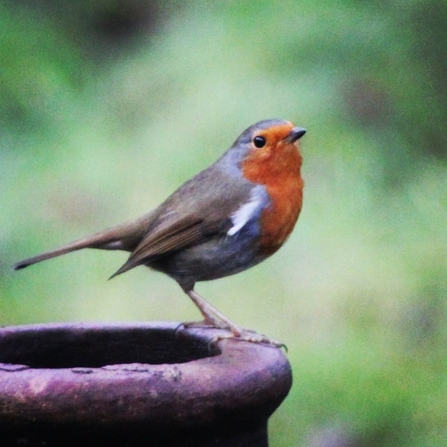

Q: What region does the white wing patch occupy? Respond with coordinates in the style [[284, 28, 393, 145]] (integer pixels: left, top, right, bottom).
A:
[[227, 188, 264, 236]]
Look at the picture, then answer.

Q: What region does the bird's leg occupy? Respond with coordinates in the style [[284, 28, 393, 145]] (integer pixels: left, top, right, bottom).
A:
[[185, 289, 243, 336], [184, 289, 285, 348]]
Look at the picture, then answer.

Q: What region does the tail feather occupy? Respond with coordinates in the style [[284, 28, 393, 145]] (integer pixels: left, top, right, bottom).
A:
[[13, 231, 122, 270], [13, 211, 157, 271]]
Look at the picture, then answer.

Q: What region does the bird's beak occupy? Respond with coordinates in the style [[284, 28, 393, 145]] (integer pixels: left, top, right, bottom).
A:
[[285, 127, 306, 143]]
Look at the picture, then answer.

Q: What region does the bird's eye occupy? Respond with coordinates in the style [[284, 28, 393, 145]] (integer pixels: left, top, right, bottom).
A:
[[253, 136, 266, 148]]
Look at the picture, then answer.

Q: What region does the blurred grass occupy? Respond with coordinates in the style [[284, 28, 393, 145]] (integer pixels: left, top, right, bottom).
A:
[[1, 1, 447, 446]]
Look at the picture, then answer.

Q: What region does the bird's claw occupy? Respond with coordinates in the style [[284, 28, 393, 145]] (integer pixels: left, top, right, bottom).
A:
[[176, 320, 216, 331], [176, 314, 287, 350], [211, 329, 287, 351]]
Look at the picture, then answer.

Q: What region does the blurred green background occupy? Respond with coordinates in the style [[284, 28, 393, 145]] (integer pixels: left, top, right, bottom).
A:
[[1, 0, 446, 445]]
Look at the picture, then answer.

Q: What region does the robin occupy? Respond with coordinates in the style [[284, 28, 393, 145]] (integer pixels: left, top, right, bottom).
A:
[[14, 119, 306, 346]]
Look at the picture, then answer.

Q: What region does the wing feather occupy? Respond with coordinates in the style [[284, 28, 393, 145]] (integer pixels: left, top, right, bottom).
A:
[[110, 166, 264, 278], [110, 214, 222, 278]]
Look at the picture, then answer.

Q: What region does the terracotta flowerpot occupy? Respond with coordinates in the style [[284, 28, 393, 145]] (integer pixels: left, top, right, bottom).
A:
[[0, 322, 292, 446]]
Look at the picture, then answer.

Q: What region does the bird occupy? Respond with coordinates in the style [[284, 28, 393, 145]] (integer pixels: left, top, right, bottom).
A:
[[14, 119, 306, 347]]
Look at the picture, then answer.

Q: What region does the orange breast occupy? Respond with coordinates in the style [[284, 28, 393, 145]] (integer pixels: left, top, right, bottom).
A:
[[241, 124, 304, 256]]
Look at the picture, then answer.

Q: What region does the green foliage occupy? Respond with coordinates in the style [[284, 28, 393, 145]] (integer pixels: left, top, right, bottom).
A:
[[1, 1, 446, 446], [0, 4, 87, 135]]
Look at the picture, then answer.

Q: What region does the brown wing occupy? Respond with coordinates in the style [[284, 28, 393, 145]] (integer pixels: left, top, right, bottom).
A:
[[110, 164, 256, 278], [109, 212, 224, 278]]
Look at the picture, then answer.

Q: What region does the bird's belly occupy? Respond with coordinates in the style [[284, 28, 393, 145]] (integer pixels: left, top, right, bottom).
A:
[[148, 232, 265, 284]]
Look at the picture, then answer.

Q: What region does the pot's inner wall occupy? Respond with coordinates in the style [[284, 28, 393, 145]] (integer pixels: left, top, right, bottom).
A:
[[0, 326, 219, 368]]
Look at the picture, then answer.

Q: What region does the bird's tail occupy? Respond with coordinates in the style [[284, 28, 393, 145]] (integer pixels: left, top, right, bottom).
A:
[[13, 211, 155, 271]]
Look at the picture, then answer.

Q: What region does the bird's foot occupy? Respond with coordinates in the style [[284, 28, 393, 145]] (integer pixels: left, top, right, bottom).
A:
[[212, 329, 287, 350], [178, 319, 216, 329], [182, 289, 286, 349], [178, 321, 286, 350]]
